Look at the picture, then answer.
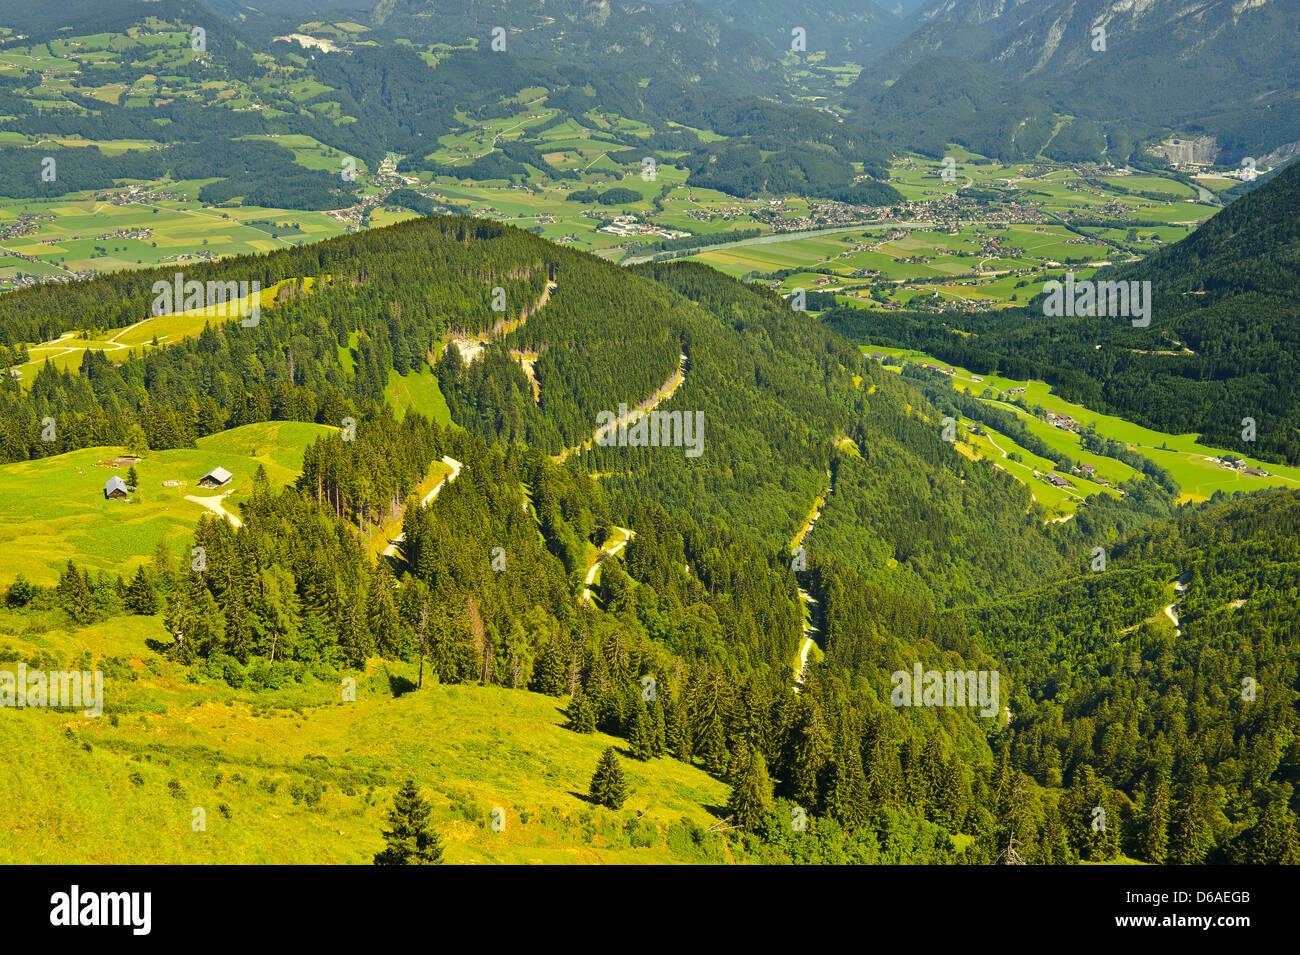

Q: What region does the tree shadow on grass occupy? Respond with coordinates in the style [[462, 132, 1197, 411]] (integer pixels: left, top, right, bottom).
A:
[[382, 665, 417, 697]]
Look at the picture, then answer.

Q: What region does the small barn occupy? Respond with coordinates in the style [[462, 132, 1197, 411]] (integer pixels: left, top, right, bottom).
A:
[[198, 466, 232, 489], [104, 476, 129, 500]]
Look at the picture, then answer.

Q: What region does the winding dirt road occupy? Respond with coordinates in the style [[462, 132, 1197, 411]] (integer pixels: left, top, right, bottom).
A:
[[552, 353, 688, 464], [185, 490, 243, 529], [1164, 572, 1190, 636], [381, 455, 464, 558], [580, 526, 634, 606]]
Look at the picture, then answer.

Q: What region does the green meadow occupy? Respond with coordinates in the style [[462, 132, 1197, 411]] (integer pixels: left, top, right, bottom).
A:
[[383, 366, 454, 427], [0, 608, 734, 864], [0, 421, 333, 585], [865, 346, 1300, 503]]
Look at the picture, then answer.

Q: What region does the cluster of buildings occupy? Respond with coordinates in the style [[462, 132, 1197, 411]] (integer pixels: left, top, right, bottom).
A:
[[754, 200, 887, 233], [597, 215, 688, 240], [1045, 411, 1081, 433], [103, 186, 188, 206], [1, 268, 92, 292], [1037, 471, 1075, 490], [158, 248, 217, 264], [1073, 463, 1112, 487], [1218, 457, 1269, 478], [104, 466, 231, 500], [94, 227, 153, 242], [685, 203, 756, 224], [0, 213, 54, 242]]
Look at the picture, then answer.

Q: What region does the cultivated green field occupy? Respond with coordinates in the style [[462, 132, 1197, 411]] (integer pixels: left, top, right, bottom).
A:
[[0, 193, 347, 292], [866, 346, 1300, 504]]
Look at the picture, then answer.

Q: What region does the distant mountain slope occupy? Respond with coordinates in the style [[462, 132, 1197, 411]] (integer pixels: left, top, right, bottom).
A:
[[364, 0, 786, 94], [852, 0, 1300, 162], [864, 56, 1056, 160], [688, 0, 908, 65]]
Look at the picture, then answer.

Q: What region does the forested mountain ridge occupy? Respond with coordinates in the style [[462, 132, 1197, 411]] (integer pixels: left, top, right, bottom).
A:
[[3, 201, 1298, 862], [1, 212, 1121, 592], [367, 0, 786, 93]]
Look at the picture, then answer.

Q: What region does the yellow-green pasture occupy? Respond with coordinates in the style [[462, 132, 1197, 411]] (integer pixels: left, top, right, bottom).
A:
[[0, 421, 333, 585]]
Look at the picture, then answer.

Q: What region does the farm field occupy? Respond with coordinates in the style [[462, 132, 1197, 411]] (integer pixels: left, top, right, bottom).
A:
[[863, 346, 1300, 503], [0, 421, 334, 584], [0, 191, 348, 292], [674, 146, 1221, 310], [691, 222, 1109, 310]]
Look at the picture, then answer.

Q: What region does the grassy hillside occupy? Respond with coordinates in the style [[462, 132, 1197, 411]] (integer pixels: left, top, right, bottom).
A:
[[0, 607, 734, 864], [0, 421, 333, 584]]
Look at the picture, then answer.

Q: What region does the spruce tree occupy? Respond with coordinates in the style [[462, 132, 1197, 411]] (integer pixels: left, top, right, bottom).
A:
[[700, 719, 729, 776], [827, 746, 870, 832], [1140, 777, 1170, 864], [374, 778, 445, 865], [1170, 784, 1212, 865], [589, 746, 628, 810], [629, 701, 654, 761], [649, 698, 667, 757], [666, 702, 693, 763], [566, 688, 596, 733], [56, 561, 95, 625], [1242, 791, 1300, 864], [788, 701, 829, 812], [124, 566, 159, 615], [728, 748, 773, 832], [1041, 796, 1073, 865]]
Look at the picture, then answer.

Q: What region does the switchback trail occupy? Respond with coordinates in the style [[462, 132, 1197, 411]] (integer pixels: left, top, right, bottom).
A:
[[580, 526, 635, 607], [1164, 571, 1190, 636], [552, 352, 688, 464], [447, 278, 557, 364], [381, 455, 464, 559], [792, 467, 834, 690]]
